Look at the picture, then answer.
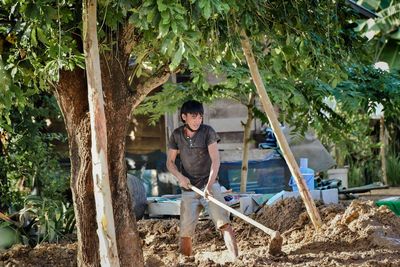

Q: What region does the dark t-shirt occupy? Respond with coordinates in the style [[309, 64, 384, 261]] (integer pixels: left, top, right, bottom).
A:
[[168, 124, 220, 189]]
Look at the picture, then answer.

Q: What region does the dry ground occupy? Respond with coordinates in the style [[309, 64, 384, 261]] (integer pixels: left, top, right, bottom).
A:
[[1, 188, 400, 267]]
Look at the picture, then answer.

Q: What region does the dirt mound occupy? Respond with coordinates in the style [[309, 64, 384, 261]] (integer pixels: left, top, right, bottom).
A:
[[1, 198, 399, 266], [0, 243, 77, 267], [137, 198, 400, 266]]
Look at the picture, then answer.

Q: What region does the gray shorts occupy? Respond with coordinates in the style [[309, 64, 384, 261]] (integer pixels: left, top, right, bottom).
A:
[[180, 182, 230, 237]]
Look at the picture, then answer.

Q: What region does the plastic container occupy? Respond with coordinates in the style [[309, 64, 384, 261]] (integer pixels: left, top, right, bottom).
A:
[[289, 158, 315, 192]]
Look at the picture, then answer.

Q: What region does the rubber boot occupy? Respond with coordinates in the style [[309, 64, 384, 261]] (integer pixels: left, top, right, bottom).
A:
[[180, 237, 192, 256], [221, 224, 239, 259]]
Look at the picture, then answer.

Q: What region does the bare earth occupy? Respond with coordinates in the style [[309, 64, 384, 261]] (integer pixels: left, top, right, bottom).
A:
[[1, 188, 400, 267]]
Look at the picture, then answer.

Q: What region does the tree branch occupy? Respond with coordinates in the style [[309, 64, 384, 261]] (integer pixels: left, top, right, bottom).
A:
[[131, 68, 171, 109]]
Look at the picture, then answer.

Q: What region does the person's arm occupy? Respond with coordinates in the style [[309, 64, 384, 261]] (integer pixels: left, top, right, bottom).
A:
[[205, 141, 220, 197], [167, 148, 190, 190]]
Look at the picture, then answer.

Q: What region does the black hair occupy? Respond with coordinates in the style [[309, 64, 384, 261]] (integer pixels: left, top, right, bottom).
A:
[[180, 100, 204, 123]]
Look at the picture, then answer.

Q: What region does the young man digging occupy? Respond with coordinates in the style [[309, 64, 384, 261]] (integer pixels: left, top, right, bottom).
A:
[[166, 100, 239, 259]]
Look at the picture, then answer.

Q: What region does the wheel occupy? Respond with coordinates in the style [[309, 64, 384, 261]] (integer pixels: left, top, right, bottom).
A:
[[127, 174, 147, 220]]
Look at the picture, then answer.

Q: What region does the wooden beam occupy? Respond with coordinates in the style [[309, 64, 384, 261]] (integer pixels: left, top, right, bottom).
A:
[[240, 29, 322, 229], [83, 0, 120, 265], [380, 116, 388, 185]]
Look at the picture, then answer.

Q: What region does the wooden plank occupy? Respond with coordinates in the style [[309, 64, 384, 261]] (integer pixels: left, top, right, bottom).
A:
[[240, 29, 322, 229], [83, 0, 120, 265]]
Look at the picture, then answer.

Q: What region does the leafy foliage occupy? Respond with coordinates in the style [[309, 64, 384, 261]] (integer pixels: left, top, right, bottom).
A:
[[0, 87, 72, 244], [0, 195, 75, 248], [137, 1, 375, 131], [0, 93, 69, 213], [19, 195, 75, 245], [355, 0, 400, 68], [316, 66, 400, 185], [386, 149, 400, 186], [334, 65, 400, 118]]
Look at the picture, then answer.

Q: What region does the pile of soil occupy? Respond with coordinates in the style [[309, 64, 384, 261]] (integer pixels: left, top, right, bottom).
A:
[[1, 198, 399, 266]]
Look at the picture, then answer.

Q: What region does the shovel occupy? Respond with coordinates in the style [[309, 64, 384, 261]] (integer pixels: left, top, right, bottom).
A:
[[188, 184, 283, 255]]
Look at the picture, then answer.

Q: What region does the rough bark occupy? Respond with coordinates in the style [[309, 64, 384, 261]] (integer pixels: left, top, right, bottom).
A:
[[54, 69, 99, 266], [53, 59, 146, 266], [102, 59, 144, 267]]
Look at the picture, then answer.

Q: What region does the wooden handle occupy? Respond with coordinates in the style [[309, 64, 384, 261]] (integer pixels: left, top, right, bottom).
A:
[[189, 185, 277, 237]]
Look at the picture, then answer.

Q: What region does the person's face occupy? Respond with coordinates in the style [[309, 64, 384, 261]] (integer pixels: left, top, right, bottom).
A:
[[182, 112, 203, 130]]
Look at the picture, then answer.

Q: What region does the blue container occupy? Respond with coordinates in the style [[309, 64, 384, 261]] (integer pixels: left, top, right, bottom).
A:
[[289, 158, 314, 192]]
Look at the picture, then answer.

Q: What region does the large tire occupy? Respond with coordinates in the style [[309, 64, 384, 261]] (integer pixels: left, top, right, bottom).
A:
[[127, 174, 147, 220]]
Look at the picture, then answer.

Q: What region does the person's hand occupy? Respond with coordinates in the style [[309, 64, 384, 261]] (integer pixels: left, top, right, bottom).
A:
[[204, 184, 213, 199], [178, 176, 191, 190]]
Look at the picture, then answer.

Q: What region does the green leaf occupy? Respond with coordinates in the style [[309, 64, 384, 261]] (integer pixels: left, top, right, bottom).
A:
[[36, 28, 49, 45], [167, 35, 178, 56], [31, 27, 38, 47], [169, 39, 185, 71], [390, 29, 400, 40], [129, 12, 140, 24], [161, 10, 170, 24], [158, 22, 169, 38], [379, 40, 400, 69], [200, 0, 211, 19], [331, 78, 338, 88], [358, 0, 380, 11], [160, 33, 175, 55], [272, 55, 283, 73], [24, 4, 39, 19], [147, 8, 157, 23], [11, 67, 18, 78], [136, 65, 142, 77], [157, 0, 168, 12], [44, 6, 58, 20], [171, 20, 178, 34], [282, 45, 296, 57]]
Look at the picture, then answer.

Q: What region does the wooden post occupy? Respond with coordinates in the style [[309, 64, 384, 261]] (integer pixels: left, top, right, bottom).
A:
[[240, 93, 255, 192], [380, 115, 388, 185], [240, 29, 322, 229], [82, 0, 120, 266]]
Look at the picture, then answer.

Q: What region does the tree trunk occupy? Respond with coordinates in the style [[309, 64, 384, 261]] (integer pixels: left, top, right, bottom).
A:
[[82, 0, 120, 265], [240, 93, 255, 193], [54, 65, 144, 266], [52, 12, 171, 262]]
